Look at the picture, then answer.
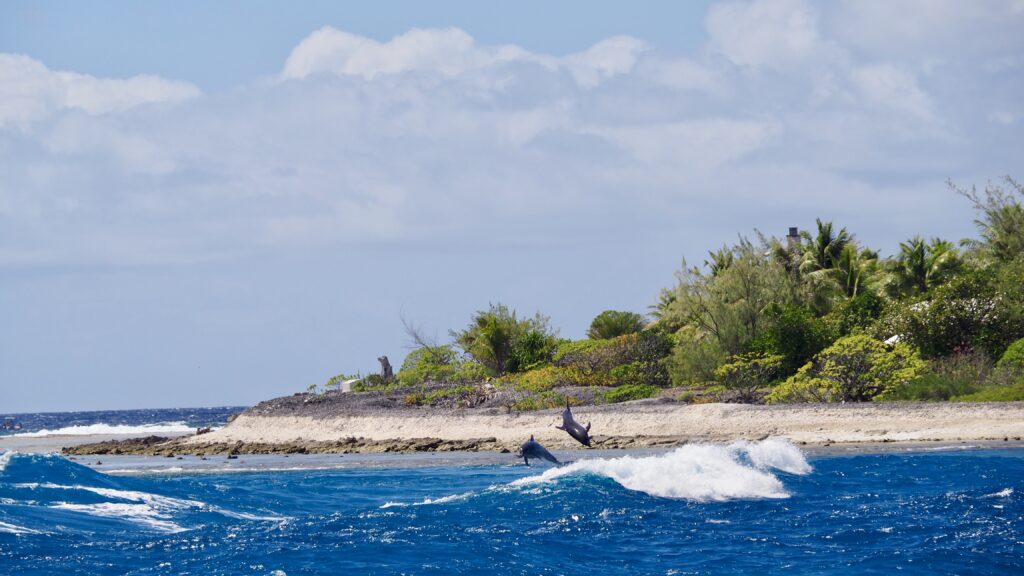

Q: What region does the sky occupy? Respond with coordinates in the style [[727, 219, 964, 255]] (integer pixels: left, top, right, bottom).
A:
[[1, 0, 1022, 412]]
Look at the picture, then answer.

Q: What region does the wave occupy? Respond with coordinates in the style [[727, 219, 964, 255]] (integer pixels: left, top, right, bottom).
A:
[[0, 453, 287, 535], [511, 439, 812, 502], [0, 450, 13, 472], [13, 421, 202, 437], [0, 519, 45, 535]]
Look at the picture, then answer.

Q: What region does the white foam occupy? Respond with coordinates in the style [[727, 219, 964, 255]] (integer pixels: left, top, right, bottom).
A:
[[984, 488, 1014, 498], [0, 520, 44, 535], [14, 422, 204, 437], [0, 451, 14, 472], [732, 439, 813, 475], [50, 502, 187, 533], [380, 492, 473, 509], [23, 483, 288, 523], [511, 439, 812, 502]]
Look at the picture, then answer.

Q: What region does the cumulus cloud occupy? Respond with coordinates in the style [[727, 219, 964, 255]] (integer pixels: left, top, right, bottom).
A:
[[0, 5, 1022, 270], [706, 0, 821, 69], [0, 54, 201, 128], [281, 26, 647, 89]]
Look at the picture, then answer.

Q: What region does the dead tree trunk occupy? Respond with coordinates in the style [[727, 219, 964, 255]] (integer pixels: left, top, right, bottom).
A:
[[378, 356, 394, 382]]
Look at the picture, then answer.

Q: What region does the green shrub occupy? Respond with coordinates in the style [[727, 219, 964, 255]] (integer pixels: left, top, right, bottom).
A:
[[714, 352, 784, 402], [510, 390, 576, 411], [498, 366, 564, 393], [667, 325, 727, 386], [396, 346, 489, 387], [603, 384, 660, 403], [876, 374, 981, 402], [997, 337, 1024, 376], [451, 304, 557, 375], [587, 310, 646, 339], [748, 304, 834, 376], [767, 335, 926, 403], [953, 382, 1024, 402], [830, 291, 885, 336], [880, 269, 1024, 359]]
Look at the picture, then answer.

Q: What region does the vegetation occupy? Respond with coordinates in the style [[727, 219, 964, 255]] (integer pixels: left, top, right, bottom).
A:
[[587, 310, 647, 339], [316, 176, 1023, 410]]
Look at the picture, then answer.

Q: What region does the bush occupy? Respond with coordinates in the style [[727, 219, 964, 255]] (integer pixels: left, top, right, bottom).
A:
[[587, 310, 647, 339], [498, 366, 564, 393], [952, 382, 1024, 402], [830, 291, 885, 336], [767, 335, 926, 403], [748, 304, 834, 376], [452, 304, 556, 375], [876, 352, 991, 401], [714, 353, 784, 402], [997, 337, 1024, 376], [880, 269, 1024, 359], [603, 384, 660, 403], [396, 346, 489, 387], [667, 325, 727, 386]]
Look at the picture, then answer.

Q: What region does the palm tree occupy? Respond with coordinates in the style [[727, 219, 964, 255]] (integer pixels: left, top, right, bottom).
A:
[[887, 236, 961, 297], [830, 244, 879, 298], [799, 219, 853, 274]]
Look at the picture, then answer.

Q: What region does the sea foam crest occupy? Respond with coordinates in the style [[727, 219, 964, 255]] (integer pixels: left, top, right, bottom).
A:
[[14, 422, 201, 437], [511, 439, 812, 502], [0, 451, 14, 473]]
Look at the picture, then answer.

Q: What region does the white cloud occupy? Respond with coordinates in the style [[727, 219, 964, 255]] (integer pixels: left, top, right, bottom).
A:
[[850, 64, 933, 120], [706, 0, 821, 69], [0, 13, 1020, 269], [281, 27, 647, 89], [0, 54, 201, 129]]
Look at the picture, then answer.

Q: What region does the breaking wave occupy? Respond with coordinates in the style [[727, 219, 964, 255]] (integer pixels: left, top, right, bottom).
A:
[[511, 439, 812, 501], [0, 453, 286, 535], [13, 422, 201, 437]]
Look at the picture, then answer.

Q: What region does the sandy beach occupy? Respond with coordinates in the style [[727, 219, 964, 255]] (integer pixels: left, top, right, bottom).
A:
[[179, 400, 1024, 451]]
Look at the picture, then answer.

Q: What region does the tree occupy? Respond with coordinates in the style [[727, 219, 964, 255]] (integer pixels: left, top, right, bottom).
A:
[[886, 236, 960, 297], [451, 304, 556, 376], [714, 353, 784, 402], [747, 304, 834, 376], [587, 310, 647, 340], [800, 219, 853, 274], [954, 176, 1024, 263], [767, 335, 925, 403]]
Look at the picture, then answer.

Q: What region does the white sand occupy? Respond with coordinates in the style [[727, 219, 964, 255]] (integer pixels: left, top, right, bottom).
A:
[[184, 401, 1024, 448]]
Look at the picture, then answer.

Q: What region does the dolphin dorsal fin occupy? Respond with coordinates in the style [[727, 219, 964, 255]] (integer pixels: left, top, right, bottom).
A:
[[530, 435, 535, 441], [586, 422, 591, 431]]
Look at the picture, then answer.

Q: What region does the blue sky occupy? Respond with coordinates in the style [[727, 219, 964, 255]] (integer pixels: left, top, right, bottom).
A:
[[1, 0, 1022, 412]]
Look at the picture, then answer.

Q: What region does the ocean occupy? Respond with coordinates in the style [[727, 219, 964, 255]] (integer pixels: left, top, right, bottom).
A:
[[1, 438, 1022, 575], [0, 407, 245, 438]]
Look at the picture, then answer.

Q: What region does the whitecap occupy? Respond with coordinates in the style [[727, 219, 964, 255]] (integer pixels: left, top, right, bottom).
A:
[[0, 450, 14, 472], [511, 439, 812, 502], [984, 488, 1014, 498], [14, 422, 206, 438], [0, 520, 44, 535], [49, 502, 188, 533]]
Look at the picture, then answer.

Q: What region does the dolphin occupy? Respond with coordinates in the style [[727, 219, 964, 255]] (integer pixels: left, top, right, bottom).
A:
[[556, 400, 591, 447], [516, 435, 560, 466]]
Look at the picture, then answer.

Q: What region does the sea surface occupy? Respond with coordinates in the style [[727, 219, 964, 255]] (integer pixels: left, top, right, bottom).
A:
[[1, 440, 1022, 575], [0, 407, 245, 437]]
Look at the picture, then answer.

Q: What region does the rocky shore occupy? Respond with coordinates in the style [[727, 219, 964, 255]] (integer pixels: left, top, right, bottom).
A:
[[58, 391, 1024, 457]]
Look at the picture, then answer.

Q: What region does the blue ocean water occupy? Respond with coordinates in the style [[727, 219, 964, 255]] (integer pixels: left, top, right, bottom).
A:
[[0, 407, 246, 437], [1, 442, 1022, 575]]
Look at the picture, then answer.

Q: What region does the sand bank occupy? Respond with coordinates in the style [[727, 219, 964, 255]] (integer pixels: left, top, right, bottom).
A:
[[181, 400, 1024, 451]]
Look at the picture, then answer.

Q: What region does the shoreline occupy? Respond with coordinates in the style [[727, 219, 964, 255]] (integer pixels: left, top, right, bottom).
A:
[[3, 400, 1017, 458]]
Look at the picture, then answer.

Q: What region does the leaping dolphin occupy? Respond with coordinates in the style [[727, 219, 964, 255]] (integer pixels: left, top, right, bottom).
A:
[[517, 435, 560, 466], [556, 400, 591, 447]]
